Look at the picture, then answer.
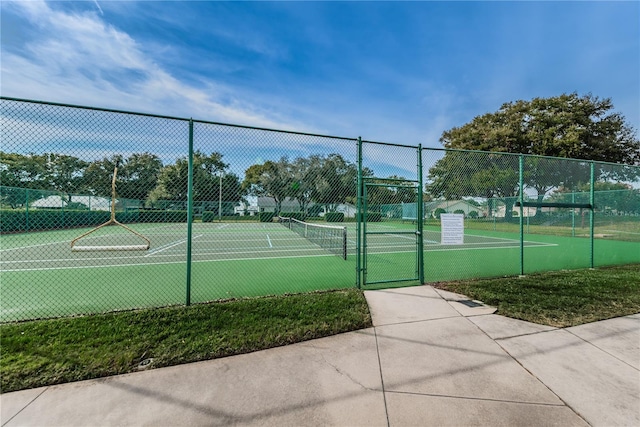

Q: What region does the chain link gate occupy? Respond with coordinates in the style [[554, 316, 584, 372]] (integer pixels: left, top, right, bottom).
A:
[[356, 139, 424, 287]]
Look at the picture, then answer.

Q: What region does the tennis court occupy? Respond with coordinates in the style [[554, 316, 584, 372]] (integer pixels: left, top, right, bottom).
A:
[[1, 221, 356, 322], [0, 221, 554, 271], [5, 218, 636, 321]]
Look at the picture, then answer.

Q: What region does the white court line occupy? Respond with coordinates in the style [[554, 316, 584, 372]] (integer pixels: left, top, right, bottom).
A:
[[387, 234, 415, 241], [1, 240, 558, 268], [369, 242, 558, 255], [0, 224, 188, 253], [2, 244, 330, 267], [145, 234, 203, 257], [1, 241, 560, 273], [1, 250, 337, 272], [266, 234, 273, 248], [602, 229, 640, 236], [0, 233, 184, 253], [372, 230, 526, 244], [0, 240, 68, 252]]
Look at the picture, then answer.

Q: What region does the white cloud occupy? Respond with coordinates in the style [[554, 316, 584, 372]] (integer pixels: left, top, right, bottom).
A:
[[1, 1, 300, 131]]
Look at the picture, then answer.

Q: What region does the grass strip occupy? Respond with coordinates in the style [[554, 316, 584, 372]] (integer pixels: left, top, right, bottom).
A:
[[433, 264, 640, 327], [0, 289, 371, 393]]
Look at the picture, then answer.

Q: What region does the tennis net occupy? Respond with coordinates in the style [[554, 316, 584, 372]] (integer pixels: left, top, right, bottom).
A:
[[278, 217, 348, 260]]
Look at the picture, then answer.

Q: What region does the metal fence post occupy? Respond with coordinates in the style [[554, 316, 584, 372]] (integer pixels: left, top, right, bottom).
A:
[[571, 192, 576, 237], [417, 145, 424, 284], [25, 189, 30, 232], [186, 119, 194, 305], [590, 162, 595, 268], [356, 137, 363, 288], [519, 155, 525, 276]]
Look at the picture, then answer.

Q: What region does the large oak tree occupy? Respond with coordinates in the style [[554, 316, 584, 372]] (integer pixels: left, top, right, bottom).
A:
[[428, 93, 639, 220], [439, 93, 639, 164]]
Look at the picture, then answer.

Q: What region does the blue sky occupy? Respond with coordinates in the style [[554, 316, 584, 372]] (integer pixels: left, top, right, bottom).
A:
[[1, 0, 639, 155]]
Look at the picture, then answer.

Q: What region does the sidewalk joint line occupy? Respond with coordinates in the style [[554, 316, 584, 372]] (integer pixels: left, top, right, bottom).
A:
[[493, 328, 560, 341], [1, 387, 49, 427], [373, 314, 461, 328], [565, 327, 640, 372], [490, 337, 591, 426], [373, 326, 391, 427], [384, 389, 568, 407]]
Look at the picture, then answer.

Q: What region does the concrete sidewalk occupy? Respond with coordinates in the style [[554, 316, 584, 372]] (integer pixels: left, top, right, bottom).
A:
[[2, 285, 638, 426]]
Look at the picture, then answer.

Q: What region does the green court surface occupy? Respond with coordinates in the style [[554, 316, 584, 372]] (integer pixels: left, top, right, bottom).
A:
[[1, 221, 638, 322]]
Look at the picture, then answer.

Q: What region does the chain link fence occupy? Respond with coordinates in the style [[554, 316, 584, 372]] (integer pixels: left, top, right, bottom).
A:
[[2, 97, 639, 321]]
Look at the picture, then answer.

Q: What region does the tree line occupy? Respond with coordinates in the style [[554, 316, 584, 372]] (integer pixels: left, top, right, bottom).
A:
[[2, 93, 638, 217], [0, 151, 414, 214], [0, 151, 243, 209]]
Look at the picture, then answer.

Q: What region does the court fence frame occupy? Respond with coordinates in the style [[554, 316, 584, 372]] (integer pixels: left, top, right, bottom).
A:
[[355, 140, 602, 286], [1, 96, 639, 321]]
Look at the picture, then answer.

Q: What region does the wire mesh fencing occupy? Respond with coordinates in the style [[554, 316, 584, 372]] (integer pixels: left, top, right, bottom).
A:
[[1, 96, 639, 321]]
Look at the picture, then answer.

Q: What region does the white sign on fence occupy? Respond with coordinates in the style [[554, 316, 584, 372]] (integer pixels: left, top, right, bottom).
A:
[[440, 213, 464, 245]]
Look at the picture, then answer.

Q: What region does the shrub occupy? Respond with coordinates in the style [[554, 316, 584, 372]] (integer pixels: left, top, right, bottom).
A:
[[202, 211, 216, 222], [308, 205, 324, 217], [259, 212, 274, 223], [0, 209, 110, 233], [0, 209, 26, 232], [468, 210, 479, 219], [325, 212, 344, 222], [0, 208, 198, 233], [365, 212, 382, 222], [434, 208, 446, 219], [137, 210, 188, 223], [454, 209, 465, 217]]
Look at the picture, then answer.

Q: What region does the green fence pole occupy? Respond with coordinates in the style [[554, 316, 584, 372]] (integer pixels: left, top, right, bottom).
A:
[[356, 137, 363, 288], [417, 145, 424, 284], [362, 182, 368, 286], [493, 202, 496, 231], [590, 162, 595, 268], [571, 192, 576, 237], [186, 119, 194, 305], [25, 189, 30, 232], [519, 155, 524, 276], [218, 173, 223, 222]]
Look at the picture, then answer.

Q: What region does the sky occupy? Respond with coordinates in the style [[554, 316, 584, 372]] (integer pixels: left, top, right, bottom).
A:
[[1, 0, 639, 179]]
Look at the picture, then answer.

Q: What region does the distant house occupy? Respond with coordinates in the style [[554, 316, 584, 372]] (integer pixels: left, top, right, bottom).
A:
[[30, 195, 113, 211], [257, 197, 301, 213], [234, 196, 258, 216], [233, 196, 356, 218], [334, 203, 357, 218], [30, 195, 66, 209], [493, 205, 538, 218], [424, 200, 485, 218]]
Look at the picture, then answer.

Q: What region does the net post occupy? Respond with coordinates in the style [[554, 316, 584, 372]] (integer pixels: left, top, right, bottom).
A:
[[186, 119, 194, 306], [342, 226, 347, 260]]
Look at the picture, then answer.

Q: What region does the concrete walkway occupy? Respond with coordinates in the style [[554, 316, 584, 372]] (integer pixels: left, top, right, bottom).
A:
[[2, 285, 639, 426]]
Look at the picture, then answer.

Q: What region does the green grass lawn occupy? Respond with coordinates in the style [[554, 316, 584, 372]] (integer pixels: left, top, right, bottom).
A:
[[0, 289, 371, 393], [433, 263, 640, 327], [2, 264, 638, 393]]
